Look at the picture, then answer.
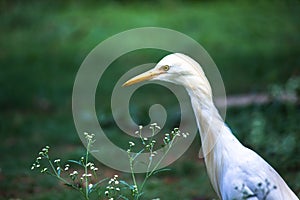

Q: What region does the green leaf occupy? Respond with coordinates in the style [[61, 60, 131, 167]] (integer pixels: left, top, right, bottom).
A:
[[119, 180, 134, 189], [153, 168, 171, 175], [68, 160, 84, 167]]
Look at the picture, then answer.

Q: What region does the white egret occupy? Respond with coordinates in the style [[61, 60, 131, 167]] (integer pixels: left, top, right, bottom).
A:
[[123, 53, 298, 200]]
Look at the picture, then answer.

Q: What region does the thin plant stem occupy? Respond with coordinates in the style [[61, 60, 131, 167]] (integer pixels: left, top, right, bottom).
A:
[[84, 139, 91, 200], [46, 158, 86, 197], [128, 152, 138, 195]]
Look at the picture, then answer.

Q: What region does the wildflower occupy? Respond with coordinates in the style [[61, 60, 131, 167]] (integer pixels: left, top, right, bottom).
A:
[[129, 141, 135, 147], [70, 170, 78, 176], [41, 168, 47, 173], [86, 162, 94, 167], [105, 191, 109, 196], [143, 137, 148, 141], [88, 183, 93, 190], [116, 187, 120, 191], [91, 166, 98, 171], [36, 157, 42, 161], [54, 159, 61, 163], [139, 125, 143, 130], [64, 164, 70, 171], [82, 173, 92, 177], [114, 174, 118, 178]]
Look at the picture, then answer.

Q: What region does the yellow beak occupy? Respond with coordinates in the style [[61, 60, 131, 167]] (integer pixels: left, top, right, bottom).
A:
[[122, 69, 162, 87]]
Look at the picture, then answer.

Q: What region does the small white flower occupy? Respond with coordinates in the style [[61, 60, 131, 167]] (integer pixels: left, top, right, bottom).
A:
[[129, 141, 135, 147], [36, 157, 42, 160], [114, 180, 119, 184], [105, 191, 109, 196], [116, 187, 120, 191], [143, 137, 148, 141], [114, 174, 118, 178], [82, 173, 92, 177], [139, 125, 143, 130], [54, 159, 61, 163], [88, 183, 93, 190], [41, 168, 47, 173], [70, 170, 78, 176]]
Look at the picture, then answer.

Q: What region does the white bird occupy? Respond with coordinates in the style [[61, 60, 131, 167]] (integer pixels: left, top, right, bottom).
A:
[[123, 53, 299, 200]]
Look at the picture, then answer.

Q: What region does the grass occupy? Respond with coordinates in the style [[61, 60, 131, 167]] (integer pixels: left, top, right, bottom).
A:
[[0, 0, 300, 199]]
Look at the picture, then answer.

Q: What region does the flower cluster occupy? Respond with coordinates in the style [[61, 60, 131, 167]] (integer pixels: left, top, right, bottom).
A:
[[31, 126, 188, 200], [31, 145, 50, 172], [163, 127, 189, 145], [84, 132, 95, 144], [104, 175, 121, 199]]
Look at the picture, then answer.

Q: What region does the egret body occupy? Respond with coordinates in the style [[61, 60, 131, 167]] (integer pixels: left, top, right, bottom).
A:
[[123, 53, 298, 200]]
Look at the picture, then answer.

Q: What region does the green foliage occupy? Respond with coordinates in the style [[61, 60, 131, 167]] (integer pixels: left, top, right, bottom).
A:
[[30, 124, 190, 200]]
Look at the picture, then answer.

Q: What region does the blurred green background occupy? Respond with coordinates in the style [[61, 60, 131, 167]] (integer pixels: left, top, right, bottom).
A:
[[1, 0, 300, 199]]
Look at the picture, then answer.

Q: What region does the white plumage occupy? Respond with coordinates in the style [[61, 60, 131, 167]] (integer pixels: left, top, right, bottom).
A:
[[123, 53, 298, 200]]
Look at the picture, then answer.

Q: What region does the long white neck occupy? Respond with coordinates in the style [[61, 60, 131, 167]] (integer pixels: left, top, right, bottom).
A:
[[183, 75, 241, 197]]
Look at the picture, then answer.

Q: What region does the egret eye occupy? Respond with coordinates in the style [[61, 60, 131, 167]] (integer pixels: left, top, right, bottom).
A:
[[162, 65, 170, 71]]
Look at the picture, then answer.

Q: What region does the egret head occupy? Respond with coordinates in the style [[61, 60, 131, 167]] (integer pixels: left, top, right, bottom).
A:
[[123, 53, 212, 98]]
